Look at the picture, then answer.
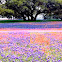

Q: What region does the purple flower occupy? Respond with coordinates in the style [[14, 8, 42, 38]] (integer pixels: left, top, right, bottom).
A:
[[58, 59, 61, 62], [11, 55, 17, 59], [1, 54, 4, 57]]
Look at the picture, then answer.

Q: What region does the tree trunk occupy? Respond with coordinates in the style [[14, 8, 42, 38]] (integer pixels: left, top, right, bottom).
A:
[[34, 10, 42, 21], [31, 10, 34, 21], [28, 16, 30, 20], [21, 14, 26, 21], [23, 15, 26, 21], [34, 13, 39, 21]]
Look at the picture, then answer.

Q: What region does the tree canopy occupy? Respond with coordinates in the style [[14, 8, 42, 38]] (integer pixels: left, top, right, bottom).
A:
[[0, 0, 62, 20]]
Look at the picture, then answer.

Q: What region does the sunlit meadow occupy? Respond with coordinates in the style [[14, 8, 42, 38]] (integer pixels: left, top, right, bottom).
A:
[[0, 30, 62, 62]]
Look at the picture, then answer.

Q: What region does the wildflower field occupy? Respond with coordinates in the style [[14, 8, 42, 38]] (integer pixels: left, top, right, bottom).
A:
[[0, 29, 62, 62]]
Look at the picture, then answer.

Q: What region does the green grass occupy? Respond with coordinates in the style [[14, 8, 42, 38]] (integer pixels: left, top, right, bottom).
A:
[[0, 19, 62, 23]]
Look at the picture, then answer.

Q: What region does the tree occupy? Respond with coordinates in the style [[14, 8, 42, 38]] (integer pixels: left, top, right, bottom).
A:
[[0, 0, 14, 18], [42, 0, 62, 20], [3, 0, 49, 21], [0, 0, 62, 20]]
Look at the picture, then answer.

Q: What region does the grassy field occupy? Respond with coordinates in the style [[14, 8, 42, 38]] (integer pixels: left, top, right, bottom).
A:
[[0, 19, 62, 23]]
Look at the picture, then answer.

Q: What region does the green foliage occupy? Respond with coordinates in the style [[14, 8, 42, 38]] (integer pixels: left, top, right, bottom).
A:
[[6, 0, 26, 6], [0, 6, 14, 16], [55, 0, 62, 3], [0, 7, 5, 14], [4, 9, 14, 14]]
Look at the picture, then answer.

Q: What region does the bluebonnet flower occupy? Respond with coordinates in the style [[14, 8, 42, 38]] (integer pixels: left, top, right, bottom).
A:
[[1, 54, 5, 57]]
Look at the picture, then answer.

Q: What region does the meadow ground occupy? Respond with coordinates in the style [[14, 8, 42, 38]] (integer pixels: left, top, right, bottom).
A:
[[0, 29, 62, 62]]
